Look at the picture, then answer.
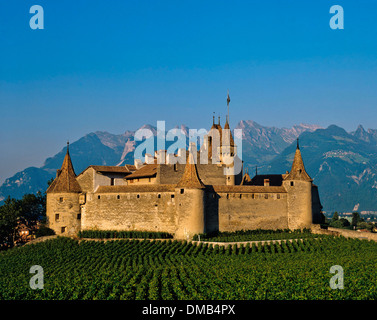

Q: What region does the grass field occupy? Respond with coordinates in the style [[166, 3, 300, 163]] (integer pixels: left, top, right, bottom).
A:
[[1, 234, 377, 300]]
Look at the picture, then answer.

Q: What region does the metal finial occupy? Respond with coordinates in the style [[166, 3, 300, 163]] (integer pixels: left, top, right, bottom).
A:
[[297, 138, 299, 149], [226, 90, 230, 123]]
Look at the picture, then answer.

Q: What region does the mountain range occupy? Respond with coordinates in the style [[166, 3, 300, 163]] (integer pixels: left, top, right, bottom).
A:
[[2, 121, 377, 215]]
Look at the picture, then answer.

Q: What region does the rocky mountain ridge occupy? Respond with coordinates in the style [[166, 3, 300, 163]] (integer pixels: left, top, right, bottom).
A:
[[2, 121, 377, 213]]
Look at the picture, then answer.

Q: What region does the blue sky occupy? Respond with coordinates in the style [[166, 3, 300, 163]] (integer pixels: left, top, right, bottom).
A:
[[1, 0, 377, 182]]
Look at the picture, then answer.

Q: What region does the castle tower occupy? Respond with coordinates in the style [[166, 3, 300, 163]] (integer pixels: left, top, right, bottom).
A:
[[46, 142, 82, 236], [206, 115, 222, 164], [221, 91, 238, 185], [283, 139, 313, 229], [174, 151, 206, 240]]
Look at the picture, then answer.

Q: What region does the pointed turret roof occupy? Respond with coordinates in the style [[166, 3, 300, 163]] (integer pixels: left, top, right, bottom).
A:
[[284, 139, 312, 182], [47, 142, 82, 193], [223, 120, 235, 147], [208, 115, 222, 161], [176, 152, 205, 189], [240, 172, 252, 185]]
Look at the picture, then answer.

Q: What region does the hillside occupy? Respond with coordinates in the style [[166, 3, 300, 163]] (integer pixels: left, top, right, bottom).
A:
[[2, 121, 377, 213], [0, 121, 315, 202], [264, 125, 377, 213]]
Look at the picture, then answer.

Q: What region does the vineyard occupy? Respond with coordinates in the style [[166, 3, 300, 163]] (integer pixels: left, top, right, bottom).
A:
[[1, 235, 377, 300], [192, 228, 322, 242], [78, 230, 173, 239]]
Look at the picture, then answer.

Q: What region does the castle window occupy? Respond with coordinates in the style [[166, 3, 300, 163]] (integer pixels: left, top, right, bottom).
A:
[[149, 178, 151, 182], [98, 195, 101, 200], [158, 194, 161, 198], [137, 194, 140, 199], [265, 194, 268, 199], [61, 227, 66, 233], [55, 214, 59, 221], [290, 181, 294, 186], [174, 164, 178, 172], [59, 197, 63, 203], [277, 194, 280, 199], [171, 194, 175, 199], [239, 194, 242, 199], [77, 213, 81, 220], [226, 194, 229, 199], [117, 195, 120, 199], [251, 194, 254, 199], [180, 189, 184, 194], [110, 178, 115, 186]]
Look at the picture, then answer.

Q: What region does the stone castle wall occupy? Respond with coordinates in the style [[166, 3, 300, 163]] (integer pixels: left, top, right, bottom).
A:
[[215, 192, 289, 232], [47, 184, 315, 238], [81, 190, 178, 234], [78, 189, 292, 238]]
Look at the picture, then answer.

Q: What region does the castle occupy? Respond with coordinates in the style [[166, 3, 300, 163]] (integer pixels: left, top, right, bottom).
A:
[[46, 108, 323, 239]]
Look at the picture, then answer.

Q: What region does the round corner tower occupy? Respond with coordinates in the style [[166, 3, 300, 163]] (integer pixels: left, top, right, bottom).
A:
[[174, 153, 206, 240], [46, 143, 82, 236], [283, 139, 313, 230]]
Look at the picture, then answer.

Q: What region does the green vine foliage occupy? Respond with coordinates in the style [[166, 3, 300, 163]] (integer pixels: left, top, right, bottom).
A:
[[0, 235, 376, 300]]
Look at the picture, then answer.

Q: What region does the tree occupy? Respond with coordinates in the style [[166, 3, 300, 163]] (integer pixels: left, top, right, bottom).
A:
[[329, 217, 350, 229], [47, 177, 54, 187], [0, 180, 49, 249], [0, 197, 21, 248], [331, 212, 339, 222], [339, 218, 350, 227], [19, 192, 46, 223], [352, 212, 362, 228]]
